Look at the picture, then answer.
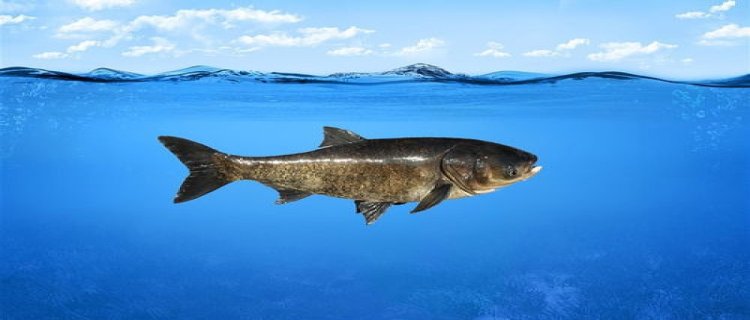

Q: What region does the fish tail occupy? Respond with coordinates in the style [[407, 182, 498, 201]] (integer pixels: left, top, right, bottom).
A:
[[158, 136, 236, 203]]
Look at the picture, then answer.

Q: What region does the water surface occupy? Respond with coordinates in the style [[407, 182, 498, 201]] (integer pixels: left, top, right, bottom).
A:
[[1, 76, 748, 319]]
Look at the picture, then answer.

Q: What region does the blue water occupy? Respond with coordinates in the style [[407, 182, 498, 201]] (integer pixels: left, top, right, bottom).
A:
[[1, 76, 749, 319]]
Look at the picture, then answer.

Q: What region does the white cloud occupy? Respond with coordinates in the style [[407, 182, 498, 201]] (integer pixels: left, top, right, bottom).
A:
[[67, 6, 302, 48], [71, 0, 135, 11], [699, 24, 750, 46], [67, 40, 101, 53], [236, 33, 296, 46], [0, 14, 34, 26], [587, 41, 677, 62], [31, 39, 105, 60], [378, 43, 391, 48], [681, 58, 694, 64], [396, 37, 444, 55], [556, 38, 590, 50], [129, 7, 301, 31], [702, 23, 750, 39], [44, 6, 366, 60], [675, 0, 735, 19], [217, 7, 302, 24], [523, 49, 558, 57], [122, 37, 175, 57], [237, 26, 373, 47], [675, 11, 709, 19], [327, 47, 373, 56], [44, 6, 306, 58], [523, 38, 589, 58], [32, 40, 106, 60], [32, 51, 69, 59], [709, 0, 735, 12], [298, 26, 373, 44], [58, 17, 119, 33], [476, 48, 511, 58], [475, 42, 511, 58], [170, 46, 260, 57]]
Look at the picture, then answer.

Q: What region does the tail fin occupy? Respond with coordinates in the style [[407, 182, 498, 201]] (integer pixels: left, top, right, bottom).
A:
[[158, 136, 234, 203]]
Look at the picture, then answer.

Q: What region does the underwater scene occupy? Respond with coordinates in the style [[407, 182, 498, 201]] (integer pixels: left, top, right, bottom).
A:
[[1, 64, 749, 319]]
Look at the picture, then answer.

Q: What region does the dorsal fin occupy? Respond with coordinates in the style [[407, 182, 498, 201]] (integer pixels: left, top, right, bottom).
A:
[[319, 127, 365, 148]]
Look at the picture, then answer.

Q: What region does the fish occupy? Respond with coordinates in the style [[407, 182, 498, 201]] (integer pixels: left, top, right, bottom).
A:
[[158, 127, 542, 225]]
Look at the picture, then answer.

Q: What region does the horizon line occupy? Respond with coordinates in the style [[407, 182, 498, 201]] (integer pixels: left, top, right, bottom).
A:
[[1, 63, 748, 81]]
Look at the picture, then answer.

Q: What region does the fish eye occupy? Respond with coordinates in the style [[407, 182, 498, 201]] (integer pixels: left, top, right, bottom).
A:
[[506, 166, 518, 177]]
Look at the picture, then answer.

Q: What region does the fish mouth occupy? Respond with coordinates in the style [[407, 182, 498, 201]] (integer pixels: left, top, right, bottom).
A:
[[524, 165, 542, 180]]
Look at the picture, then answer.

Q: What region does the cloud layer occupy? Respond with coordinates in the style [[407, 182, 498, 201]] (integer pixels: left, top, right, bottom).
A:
[[703, 24, 750, 39], [556, 38, 590, 50], [675, 0, 735, 19], [587, 41, 677, 61], [237, 27, 373, 47], [474, 42, 511, 58], [32, 51, 69, 59], [127, 7, 301, 30], [25, 2, 745, 69], [699, 24, 750, 46], [71, 0, 135, 11], [326, 47, 373, 56], [122, 37, 175, 57], [395, 38, 444, 56], [36, 6, 319, 58], [0, 14, 34, 26], [58, 17, 118, 34], [523, 38, 590, 57]]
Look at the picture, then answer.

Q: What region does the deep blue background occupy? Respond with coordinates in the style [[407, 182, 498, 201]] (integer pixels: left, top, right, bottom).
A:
[[1, 78, 749, 319]]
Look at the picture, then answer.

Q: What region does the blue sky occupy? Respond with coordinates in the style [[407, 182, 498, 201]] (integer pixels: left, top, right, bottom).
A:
[[1, 0, 748, 78]]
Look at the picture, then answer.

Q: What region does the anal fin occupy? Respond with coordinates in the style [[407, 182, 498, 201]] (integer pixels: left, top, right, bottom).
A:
[[273, 187, 312, 204], [355, 200, 391, 225]]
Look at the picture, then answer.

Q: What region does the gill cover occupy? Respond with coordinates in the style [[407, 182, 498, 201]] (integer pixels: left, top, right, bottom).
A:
[[440, 144, 491, 195]]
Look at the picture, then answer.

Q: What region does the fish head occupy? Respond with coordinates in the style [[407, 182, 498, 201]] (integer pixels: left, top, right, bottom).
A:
[[441, 141, 542, 194]]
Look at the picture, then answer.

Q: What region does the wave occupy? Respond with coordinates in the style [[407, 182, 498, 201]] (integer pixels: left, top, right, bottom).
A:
[[0, 64, 748, 88]]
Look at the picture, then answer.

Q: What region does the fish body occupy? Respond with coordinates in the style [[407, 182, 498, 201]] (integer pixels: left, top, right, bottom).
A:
[[159, 127, 541, 224]]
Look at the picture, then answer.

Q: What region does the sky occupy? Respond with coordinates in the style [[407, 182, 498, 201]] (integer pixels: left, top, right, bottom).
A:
[[0, 0, 748, 78]]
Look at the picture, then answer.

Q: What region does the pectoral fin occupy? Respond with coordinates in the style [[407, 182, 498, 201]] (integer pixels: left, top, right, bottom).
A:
[[273, 187, 312, 204], [355, 200, 391, 225], [411, 183, 452, 213]]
